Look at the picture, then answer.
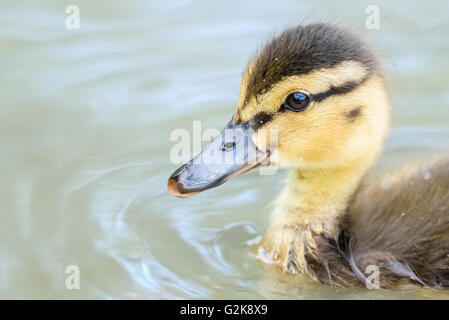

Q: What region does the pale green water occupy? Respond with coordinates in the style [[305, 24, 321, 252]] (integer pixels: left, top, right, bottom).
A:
[[0, 0, 448, 299]]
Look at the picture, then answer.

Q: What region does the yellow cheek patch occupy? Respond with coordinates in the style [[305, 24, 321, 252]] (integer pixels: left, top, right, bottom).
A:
[[233, 60, 368, 123]]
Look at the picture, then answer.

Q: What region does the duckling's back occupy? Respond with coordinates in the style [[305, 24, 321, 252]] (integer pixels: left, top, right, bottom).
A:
[[345, 157, 449, 288]]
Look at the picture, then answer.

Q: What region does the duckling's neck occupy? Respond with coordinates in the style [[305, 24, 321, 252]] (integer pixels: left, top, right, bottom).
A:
[[259, 160, 373, 272], [274, 164, 369, 236]]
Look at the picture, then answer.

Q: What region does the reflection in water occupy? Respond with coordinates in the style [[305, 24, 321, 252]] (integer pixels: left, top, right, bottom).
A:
[[0, 0, 448, 299]]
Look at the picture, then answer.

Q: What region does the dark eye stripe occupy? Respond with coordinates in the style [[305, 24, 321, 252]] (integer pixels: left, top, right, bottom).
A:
[[250, 112, 273, 131], [311, 76, 369, 102], [248, 75, 369, 131]]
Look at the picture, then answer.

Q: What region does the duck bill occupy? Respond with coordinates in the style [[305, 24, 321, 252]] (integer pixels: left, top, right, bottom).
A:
[[168, 121, 270, 197]]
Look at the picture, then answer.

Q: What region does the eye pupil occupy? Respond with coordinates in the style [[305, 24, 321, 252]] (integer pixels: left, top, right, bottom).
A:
[[292, 93, 306, 104], [285, 92, 310, 111]]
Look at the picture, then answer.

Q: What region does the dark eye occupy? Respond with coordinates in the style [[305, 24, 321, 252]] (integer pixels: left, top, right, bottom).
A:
[[284, 92, 310, 111]]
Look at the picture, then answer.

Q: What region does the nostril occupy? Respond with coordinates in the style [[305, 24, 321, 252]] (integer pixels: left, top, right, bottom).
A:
[[222, 141, 235, 151]]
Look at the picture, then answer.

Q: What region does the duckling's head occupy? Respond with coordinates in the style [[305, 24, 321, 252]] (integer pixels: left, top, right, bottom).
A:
[[168, 23, 391, 197]]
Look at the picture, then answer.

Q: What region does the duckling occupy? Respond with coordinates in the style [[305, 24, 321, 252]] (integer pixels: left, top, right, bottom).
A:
[[167, 23, 449, 289]]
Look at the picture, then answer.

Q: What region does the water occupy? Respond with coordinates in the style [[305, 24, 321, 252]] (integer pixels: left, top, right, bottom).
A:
[[1, 0, 448, 299]]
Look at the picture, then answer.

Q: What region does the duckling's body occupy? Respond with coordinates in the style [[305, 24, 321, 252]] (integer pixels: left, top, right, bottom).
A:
[[347, 158, 449, 288], [168, 23, 449, 289], [261, 157, 449, 289]]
